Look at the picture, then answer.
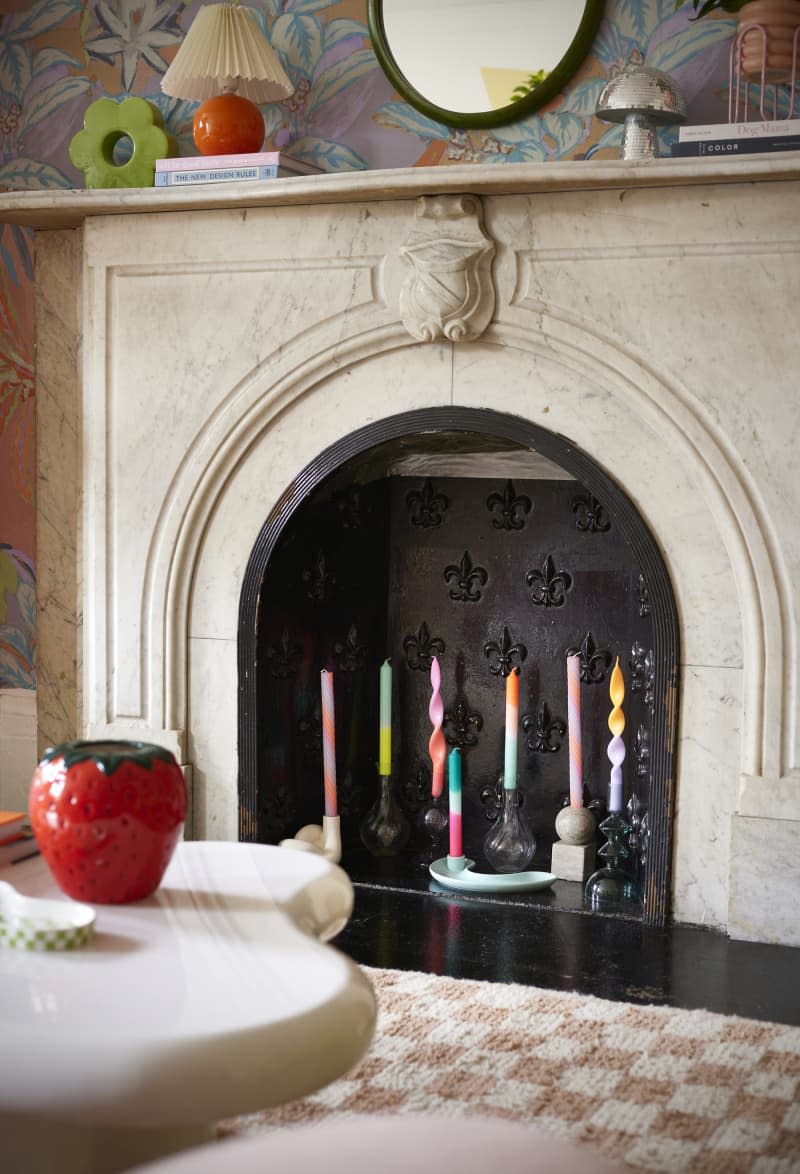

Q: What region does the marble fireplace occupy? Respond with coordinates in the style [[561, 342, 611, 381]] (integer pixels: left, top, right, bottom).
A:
[[5, 154, 799, 945]]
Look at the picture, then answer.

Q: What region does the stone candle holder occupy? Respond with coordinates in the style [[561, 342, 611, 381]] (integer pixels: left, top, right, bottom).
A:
[[550, 805, 597, 882]]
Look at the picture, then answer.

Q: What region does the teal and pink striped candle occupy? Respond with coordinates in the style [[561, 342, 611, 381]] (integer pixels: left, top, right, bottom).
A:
[[448, 747, 463, 861]]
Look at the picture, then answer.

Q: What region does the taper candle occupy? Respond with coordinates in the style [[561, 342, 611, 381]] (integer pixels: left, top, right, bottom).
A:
[[503, 668, 520, 790], [321, 669, 337, 817], [379, 658, 392, 776], [448, 747, 463, 859], [607, 656, 626, 813], [567, 653, 583, 808], [429, 655, 446, 798]]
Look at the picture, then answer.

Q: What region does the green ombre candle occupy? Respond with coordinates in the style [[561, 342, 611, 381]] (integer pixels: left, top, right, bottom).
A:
[[379, 659, 392, 775]]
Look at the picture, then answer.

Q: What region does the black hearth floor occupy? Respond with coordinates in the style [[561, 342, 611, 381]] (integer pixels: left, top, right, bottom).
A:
[[332, 882, 800, 1028]]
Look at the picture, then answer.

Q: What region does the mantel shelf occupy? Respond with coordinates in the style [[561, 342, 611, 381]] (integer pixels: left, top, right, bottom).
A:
[[2, 153, 799, 229]]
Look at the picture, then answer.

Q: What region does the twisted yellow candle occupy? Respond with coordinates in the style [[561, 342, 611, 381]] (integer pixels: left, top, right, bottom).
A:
[[607, 657, 626, 813]]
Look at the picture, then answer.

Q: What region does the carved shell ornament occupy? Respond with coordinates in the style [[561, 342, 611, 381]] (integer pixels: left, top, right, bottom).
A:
[[399, 195, 496, 342]]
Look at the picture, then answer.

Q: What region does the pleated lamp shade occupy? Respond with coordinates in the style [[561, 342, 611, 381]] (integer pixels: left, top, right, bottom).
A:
[[161, 3, 294, 155]]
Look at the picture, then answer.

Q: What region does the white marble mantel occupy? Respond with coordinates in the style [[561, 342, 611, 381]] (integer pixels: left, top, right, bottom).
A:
[[3, 155, 799, 945]]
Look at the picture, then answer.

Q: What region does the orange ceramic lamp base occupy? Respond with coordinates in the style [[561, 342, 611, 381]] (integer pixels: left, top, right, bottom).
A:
[[193, 92, 265, 156]]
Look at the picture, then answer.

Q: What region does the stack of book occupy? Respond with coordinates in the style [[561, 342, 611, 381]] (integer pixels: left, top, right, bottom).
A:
[[0, 810, 39, 866], [155, 151, 324, 187], [671, 118, 800, 157]]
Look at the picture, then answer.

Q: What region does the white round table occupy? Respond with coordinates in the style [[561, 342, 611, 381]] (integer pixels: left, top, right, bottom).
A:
[[0, 841, 376, 1174]]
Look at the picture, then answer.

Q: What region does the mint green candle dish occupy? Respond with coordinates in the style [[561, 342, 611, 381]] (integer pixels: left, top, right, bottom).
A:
[[429, 857, 556, 894]]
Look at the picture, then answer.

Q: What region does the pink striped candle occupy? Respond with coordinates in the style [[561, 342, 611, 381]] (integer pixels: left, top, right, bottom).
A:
[[321, 669, 337, 817], [567, 654, 583, 808], [429, 655, 446, 798]]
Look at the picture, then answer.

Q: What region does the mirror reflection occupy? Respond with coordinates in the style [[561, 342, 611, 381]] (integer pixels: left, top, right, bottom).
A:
[[379, 0, 588, 116]]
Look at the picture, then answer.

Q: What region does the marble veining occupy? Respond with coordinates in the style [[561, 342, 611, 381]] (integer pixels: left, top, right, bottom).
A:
[[21, 164, 800, 945]]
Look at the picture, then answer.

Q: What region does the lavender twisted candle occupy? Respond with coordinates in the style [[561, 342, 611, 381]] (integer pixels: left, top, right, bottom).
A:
[[607, 657, 626, 814], [429, 656, 446, 798]]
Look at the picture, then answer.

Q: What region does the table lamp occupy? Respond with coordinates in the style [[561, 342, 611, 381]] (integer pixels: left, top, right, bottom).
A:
[[160, 2, 294, 156]]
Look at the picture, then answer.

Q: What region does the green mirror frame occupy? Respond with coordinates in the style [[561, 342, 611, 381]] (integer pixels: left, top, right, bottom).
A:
[[367, 0, 605, 130]]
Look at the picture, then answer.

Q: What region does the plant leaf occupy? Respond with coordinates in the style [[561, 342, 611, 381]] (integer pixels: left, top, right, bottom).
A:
[[0, 158, 73, 191], [32, 47, 85, 79], [306, 48, 379, 116], [373, 101, 450, 140], [18, 77, 91, 137], [0, 42, 32, 100], [648, 20, 737, 72], [324, 18, 369, 51], [271, 13, 324, 74], [2, 0, 82, 41], [283, 135, 367, 172]]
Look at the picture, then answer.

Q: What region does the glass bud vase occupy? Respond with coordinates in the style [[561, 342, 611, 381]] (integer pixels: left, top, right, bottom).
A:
[[416, 793, 448, 869], [359, 774, 410, 857], [483, 785, 536, 873]]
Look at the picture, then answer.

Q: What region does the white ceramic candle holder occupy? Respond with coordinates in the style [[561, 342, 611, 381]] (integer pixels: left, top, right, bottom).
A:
[[279, 814, 342, 863]]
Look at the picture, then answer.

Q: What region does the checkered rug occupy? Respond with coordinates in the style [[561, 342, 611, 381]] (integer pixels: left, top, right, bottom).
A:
[[219, 967, 800, 1172]]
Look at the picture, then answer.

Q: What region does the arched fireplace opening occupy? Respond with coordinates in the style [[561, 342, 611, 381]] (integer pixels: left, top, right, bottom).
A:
[[238, 408, 679, 925]]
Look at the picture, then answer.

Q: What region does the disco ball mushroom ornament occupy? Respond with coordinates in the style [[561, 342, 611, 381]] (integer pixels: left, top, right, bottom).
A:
[[596, 64, 687, 159]]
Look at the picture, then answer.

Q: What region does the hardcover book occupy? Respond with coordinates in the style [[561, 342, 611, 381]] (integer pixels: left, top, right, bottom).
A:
[[155, 164, 279, 186], [155, 150, 280, 172], [678, 118, 800, 142], [671, 136, 800, 157]]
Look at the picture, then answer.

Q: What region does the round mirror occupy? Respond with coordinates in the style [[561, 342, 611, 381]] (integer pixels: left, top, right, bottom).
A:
[[368, 1, 605, 129]]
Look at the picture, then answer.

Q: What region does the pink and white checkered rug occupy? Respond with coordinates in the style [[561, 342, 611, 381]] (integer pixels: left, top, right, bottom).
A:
[[220, 966, 800, 1172]]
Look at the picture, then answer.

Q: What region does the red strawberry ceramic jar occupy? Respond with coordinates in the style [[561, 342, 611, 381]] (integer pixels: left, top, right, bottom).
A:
[[29, 740, 187, 904]]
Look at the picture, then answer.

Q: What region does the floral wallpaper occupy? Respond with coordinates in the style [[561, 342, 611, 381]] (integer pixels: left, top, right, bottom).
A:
[[0, 0, 749, 687]]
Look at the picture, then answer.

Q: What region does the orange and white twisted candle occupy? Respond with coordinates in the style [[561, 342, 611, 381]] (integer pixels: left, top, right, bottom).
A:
[[429, 655, 446, 798], [567, 654, 583, 808], [607, 657, 625, 814], [321, 669, 337, 817]]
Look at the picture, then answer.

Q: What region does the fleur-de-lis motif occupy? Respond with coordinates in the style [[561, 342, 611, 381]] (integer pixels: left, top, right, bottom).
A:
[[483, 626, 527, 677], [627, 792, 647, 866], [522, 702, 566, 753], [631, 642, 655, 707], [301, 550, 335, 603], [486, 479, 532, 531], [406, 479, 449, 528], [444, 550, 488, 602], [634, 723, 651, 779], [266, 627, 303, 679], [526, 555, 573, 608], [443, 698, 483, 748], [403, 622, 446, 670], [337, 771, 365, 818], [261, 786, 296, 839], [298, 702, 323, 755], [333, 624, 367, 673], [480, 775, 526, 822], [400, 763, 430, 812], [565, 631, 612, 684], [332, 483, 364, 530], [637, 572, 651, 617], [571, 492, 611, 532]]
